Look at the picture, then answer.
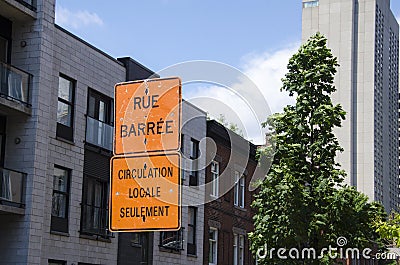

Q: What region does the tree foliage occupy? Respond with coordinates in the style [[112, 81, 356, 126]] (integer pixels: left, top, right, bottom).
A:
[[376, 212, 400, 247], [249, 33, 386, 264], [216, 114, 244, 137]]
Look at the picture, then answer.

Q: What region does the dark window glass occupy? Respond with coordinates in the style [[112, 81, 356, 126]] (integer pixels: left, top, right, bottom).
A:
[[51, 166, 70, 233], [85, 89, 114, 150], [80, 174, 110, 238], [189, 139, 199, 186], [87, 89, 113, 125], [187, 207, 197, 255], [56, 75, 75, 141], [48, 260, 66, 265], [159, 229, 184, 251], [0, 116, 6, 167], [0, 36, 8, 63]]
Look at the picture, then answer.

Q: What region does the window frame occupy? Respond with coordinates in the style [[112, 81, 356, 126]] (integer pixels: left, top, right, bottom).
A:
[[234, 171, 245, 208], [50, 165, 71, 234], [56, 74, 75, 141], [87, 88, 113, 125], [0, 35, 9, 63], [233, 233, 245, 265], [233, 233, 238, 265], [80, 174, 111, 238], [159, 228, 184, 251], [187, 206, 197, 255], [239, 235, 244, 265], [189, 138, 199, 186], [181, 134, 185, 180], [209, 227, 218, 265], [85, 89, 114, 150], [210, 161, 219, 197]]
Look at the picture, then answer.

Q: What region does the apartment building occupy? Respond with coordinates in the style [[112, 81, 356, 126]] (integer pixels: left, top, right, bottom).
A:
[[203, 120, 258, 265], [149, 100, 206, 265], [0, 0, 158, 264], [302, 0, 399, 211]]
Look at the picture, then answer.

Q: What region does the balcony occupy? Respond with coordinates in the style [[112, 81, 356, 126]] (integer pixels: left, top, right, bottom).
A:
[[0, 0, 36, 21], [86, 116, 113, 151], [0, 62, 32, 114], [0, 167, 26, 215]]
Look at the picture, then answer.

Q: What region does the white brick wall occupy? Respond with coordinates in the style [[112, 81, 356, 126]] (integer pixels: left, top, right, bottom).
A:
[[0, 0, 126, 263]]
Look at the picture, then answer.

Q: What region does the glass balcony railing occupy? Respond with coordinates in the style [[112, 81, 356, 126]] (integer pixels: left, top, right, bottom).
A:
[[86, 116, 113, 151], [0, 168, 26, 208], [0, 62, 32, 106]]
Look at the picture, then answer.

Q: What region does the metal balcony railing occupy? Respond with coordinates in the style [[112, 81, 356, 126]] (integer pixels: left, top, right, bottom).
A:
[[86, 116, 113, 151], [0, 167, 26, 208], [0, 62, 31, 106]]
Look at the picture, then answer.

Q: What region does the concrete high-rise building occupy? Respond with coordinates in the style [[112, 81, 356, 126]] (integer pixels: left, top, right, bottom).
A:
[[302, 0, 399, 211]]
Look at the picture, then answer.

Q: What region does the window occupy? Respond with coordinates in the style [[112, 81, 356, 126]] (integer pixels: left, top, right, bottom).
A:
[[239, 235, 244, 265], [211, 161, 219, 197], [189, 139, 199, 186], [80, 175, 110, 238], [181, 134, 185, 180], [57, 75, 75, 141], [233, 234, 238, 265], [87, 89, 113, 124], [48, 260, 66, 265], [187, 207, 197, 255], [0, 116, 6, 167], [209, 228, 218, 265], [233, 234, 244, 265], [303, 0, 319, 8], [0, 36, 8, 63], [181, 134, 184, 152], [51, 166, 70, 233], [86, 89, 113, 150], [160, 229, 184, 251], [131, 233, 141, 245], [234, 171, 245, 208]]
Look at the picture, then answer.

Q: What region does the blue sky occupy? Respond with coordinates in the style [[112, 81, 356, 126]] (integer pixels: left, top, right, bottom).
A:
[[55, 1, 400, 143], [55, 0, 305, 70]]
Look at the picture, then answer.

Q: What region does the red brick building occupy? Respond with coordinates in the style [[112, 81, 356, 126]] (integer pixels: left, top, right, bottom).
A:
[[203, 120, 258, 265]]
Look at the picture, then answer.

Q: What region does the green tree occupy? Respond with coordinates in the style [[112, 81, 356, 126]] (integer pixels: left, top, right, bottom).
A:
[[249, 33, 386, 265], [376, 212, 400, 247], [216, 114, 244, 137]]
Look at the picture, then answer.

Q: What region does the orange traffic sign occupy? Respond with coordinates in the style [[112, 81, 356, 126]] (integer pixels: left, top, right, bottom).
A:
[[109, 153, 181, 232], [114, 77, 182, 155]]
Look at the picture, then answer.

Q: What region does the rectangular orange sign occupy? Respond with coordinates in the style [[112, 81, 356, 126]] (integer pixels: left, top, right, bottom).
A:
[[114, 77, 182, 155], [109, 153, 181, 232]]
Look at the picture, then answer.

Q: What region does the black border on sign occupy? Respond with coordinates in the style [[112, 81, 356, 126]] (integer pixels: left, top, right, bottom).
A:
[[109, 152, 182, 232], [113, 77, 182, 156]]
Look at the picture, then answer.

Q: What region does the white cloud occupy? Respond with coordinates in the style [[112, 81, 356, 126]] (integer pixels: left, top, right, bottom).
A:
[[181, 44, 299, 144], [241, 44, 299, 114], [55, 6, 104, 29]]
